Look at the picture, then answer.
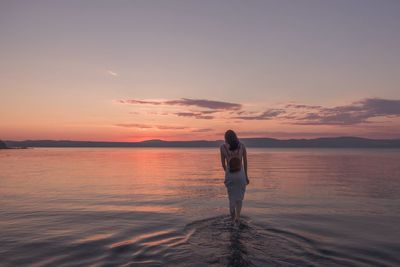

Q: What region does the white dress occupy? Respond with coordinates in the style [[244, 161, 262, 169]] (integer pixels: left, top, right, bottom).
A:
[[220, 142, 247, 212]]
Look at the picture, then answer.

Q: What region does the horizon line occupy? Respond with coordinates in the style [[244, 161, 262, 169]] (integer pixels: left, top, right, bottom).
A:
[[3, 135, 400, 143]]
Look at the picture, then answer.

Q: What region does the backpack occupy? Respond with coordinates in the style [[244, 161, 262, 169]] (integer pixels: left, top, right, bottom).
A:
[[223, 143, 242, 173]]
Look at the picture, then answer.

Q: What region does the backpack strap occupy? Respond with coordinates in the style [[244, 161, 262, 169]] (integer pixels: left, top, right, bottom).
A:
[[237, 142, 242, 156], [223, 143, 230, 159], [235, 142, 241, 155]]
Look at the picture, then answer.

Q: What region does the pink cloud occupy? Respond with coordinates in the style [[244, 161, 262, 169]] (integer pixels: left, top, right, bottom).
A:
[[118, 98, 242, 110]]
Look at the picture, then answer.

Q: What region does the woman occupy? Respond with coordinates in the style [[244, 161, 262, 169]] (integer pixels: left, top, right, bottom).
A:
[[220, 130, 249, 225]]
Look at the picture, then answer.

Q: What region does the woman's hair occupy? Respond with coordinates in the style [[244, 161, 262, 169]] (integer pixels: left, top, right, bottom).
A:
[[224, 129, 239, 151]]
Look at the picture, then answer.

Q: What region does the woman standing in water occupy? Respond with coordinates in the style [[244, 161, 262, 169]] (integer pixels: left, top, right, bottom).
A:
[[220, 130, 249, 225]]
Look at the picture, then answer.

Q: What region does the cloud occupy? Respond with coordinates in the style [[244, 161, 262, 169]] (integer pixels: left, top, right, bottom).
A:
[[155, 125, 188, 130], [114, 123, 153, 129], [229, 98, 400, 125], [233, 109, 286, 120], [119, 99, 162, 105], [174, 112, 214, 120], [166, 98, 242, 110], [114, 123, 188, 130], [191, 128, 214, 132], [118, 98, 242, 110], [285, 104, 322, 109], [291, 98, 400, 125], [107, 70, 118, 77], [199, 110, 219, 114], [117, 97, 400, 126]]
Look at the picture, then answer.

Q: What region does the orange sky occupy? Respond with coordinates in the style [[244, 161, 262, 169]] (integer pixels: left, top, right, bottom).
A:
[[1, 1, 400, 141]]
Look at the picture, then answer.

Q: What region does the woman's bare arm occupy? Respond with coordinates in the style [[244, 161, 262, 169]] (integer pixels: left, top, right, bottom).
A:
[[220, 146, 227, 171], [243, 146, 249, 184]]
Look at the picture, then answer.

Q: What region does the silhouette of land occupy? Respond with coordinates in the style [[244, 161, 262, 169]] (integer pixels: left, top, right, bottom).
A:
[[0, 140, 8, 149], [4, 137, 400, 148]]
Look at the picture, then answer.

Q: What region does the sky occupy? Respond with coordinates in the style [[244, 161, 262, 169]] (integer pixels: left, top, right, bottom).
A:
[[1, 0, 400, 141]]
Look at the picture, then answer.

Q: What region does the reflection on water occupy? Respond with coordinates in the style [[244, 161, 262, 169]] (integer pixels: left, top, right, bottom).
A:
[[0, 148, 400, 266]]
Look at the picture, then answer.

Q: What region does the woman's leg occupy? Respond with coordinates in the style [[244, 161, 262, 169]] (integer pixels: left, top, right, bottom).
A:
[[234, 177, 246, 222], [235, 200, 242, 221], [229, 198, 235, 220], [227, 184, 236, 220]]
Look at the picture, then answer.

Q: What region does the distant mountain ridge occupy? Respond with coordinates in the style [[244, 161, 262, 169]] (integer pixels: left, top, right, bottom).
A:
[[0, 140, 8, 149], [4, 137, 400, 148]]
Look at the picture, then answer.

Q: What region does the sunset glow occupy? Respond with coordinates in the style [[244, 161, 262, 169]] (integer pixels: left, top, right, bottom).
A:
[[1, 1, 400, 141]]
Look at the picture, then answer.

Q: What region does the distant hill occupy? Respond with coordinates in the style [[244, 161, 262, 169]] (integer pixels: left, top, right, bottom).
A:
[[240, 137, 400, 148], [4, 137, 400, 148], [0, 140, 8, 149]]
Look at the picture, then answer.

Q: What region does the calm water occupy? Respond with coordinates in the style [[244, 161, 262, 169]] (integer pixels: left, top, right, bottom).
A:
[[1, 148, 400, 267]]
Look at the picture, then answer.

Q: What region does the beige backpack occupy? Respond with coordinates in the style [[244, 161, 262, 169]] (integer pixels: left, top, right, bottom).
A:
[[223, 143, 242, 173]]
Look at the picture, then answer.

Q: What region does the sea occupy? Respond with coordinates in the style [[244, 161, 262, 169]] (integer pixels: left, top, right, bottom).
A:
[[1, 147, 399, 266]]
